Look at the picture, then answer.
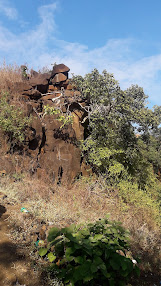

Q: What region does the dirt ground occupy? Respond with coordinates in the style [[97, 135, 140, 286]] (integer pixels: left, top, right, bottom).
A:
[[0, 202, 44, 286]]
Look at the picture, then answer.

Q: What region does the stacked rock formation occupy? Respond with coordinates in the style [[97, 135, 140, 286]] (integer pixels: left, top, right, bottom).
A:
[[0, 64, 91, 185]]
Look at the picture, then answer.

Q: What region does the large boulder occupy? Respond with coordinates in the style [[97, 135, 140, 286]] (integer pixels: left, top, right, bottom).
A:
[[51, 64, 70, 77], [38, 115, 81, 185], [13, 82, 42, 99], [52, 73, 67, 84], [29, 72, 51, 93]]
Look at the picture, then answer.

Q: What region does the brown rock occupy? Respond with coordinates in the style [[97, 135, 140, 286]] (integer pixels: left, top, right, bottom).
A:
[[52, 73, 67, 84], [0, 155, 15, 174], [38, 115, 82, 185], [61, 79, 70, 88], [51, 64, 70, 77], [37, 168, 47, 180], [22, 89, 42, 99], [72, 112, 84, 140], [74, 90, 81, 97], [48, 85, 55, 91], [64, 90, 74, 97], [29, 72, 51, 93], [12, 82, 32, 96], [41, 93, 61, 101], [67, 84, 74, 90], [15, 81, 33, 91], [30, 69, 39, 78]]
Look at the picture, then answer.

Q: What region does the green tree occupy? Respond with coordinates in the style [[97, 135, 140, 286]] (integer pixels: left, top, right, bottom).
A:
[[72, 69, 161, 188]]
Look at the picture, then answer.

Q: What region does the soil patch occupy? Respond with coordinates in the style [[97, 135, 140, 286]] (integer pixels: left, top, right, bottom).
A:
[[0, 203, 43, 286]]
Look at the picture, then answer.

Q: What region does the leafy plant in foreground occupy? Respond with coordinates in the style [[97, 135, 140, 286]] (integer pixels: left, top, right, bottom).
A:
[[38, 216, 140, 285]]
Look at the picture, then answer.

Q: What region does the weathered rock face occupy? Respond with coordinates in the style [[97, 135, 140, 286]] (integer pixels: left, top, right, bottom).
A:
[[0, 64, 90, 184], [29, 72, 51, 93], [52, 73, 67, 84], [51, 64, 70, 77]]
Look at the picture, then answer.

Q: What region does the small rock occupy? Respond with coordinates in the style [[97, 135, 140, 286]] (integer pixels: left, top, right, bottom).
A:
[[67, 84, 73, 90]]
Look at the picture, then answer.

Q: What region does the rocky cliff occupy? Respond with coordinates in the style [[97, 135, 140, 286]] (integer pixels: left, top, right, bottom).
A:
[[0, 64, 91, 185]]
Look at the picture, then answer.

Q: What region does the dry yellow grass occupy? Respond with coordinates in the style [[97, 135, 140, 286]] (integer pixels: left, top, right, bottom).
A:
[[0, 61, 23, 91], [0, 175, 160, 286], [0, 175, 160, 272]]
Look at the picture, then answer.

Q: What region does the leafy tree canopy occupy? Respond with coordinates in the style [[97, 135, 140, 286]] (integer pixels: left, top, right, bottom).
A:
[[71, 69, 161, 189]]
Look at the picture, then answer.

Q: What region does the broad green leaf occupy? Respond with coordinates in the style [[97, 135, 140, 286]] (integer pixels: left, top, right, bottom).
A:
[[109, 259, 120, 270], [101, 269, 111, 278], [120, 258, 127, 271], [93, 256, 104, 266], [134, 265, 140, 277], [80, 229, 90, 236], [47, 252, 57, 262], [62, 224, 76, 234], [83, 274, 94, 282], [38, 247, 48, 257], [90, 264, 98, 273], [93, 234, 104, 241], [99, 263, 106, 271], [95, 248, 103, 256], [74, 256, 84, 264], [65, 247, 75, 256]]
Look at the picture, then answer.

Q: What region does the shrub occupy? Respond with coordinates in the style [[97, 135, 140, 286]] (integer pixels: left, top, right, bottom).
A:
[[118, 180, 161, 225], [38, 216, 139, 285], [0, 92, 31, 146], [43, 105, 73, 128]]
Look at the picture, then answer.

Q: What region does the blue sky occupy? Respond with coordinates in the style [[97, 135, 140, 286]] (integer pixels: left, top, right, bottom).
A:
[[0, 0, 161, 106]]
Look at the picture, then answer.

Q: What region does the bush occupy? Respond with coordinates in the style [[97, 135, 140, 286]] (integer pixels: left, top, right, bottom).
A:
[[0, 92, 31, 146], [38, 216, 140, 285], [118, 180, 161, 225], [43, 105, 73, 129]]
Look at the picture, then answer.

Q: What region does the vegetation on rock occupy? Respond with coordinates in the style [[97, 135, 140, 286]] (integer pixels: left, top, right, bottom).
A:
[[0, 92, 31, 147], [43, 105, 73, 128]]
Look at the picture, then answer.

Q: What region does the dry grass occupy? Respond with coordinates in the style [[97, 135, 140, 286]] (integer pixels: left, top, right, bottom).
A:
[[0, 175, 160, 273], [0, 61, 23, 91], [0, 175, 160, 286]]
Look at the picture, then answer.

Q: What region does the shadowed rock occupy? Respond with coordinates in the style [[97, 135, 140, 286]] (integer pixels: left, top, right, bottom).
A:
[[29, 72, 51, 93], [0, 205, 6, 218]]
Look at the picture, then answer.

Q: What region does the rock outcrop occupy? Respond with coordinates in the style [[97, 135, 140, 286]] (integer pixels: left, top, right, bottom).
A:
[[0, 64, 91, 185]]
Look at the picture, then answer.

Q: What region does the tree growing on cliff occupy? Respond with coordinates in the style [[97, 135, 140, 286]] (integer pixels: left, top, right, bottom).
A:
[[71, 69, 161, 189]]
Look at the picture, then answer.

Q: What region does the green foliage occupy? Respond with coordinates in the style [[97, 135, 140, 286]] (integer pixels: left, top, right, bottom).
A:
[[118, 180, 161, 224], [43, 105, 73, 129], [0, 93, 31, 145], [39, 217, 139, 285], [72, 69, 161, 191], [21, 65, 28, 79]]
